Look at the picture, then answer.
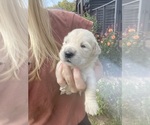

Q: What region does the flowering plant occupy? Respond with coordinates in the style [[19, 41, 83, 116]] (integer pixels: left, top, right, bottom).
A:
[[122, 28, 143, 54], [94, 26, 148, 65], [95, 28, 118, 52], [95, 28, 121, 65], [121, 27, 149, 65]]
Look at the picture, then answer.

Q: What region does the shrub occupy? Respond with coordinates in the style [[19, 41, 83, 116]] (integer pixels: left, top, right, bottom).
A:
[[122, 28, 143, 55], [83, 12, 100, 33], [95, 28, 121, 66]]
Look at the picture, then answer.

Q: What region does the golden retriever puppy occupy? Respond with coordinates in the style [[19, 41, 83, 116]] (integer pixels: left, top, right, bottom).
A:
[[56, 28, 101, 115]]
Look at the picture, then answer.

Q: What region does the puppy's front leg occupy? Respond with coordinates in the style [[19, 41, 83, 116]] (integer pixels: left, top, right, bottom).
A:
[[84, 70, 99, 116]]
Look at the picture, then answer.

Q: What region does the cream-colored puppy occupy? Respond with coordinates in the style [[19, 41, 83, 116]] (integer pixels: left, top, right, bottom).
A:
[[56, 28, 101, 115]]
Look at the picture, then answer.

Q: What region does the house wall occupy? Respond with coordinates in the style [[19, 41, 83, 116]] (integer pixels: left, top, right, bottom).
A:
[[76, 0, 112, 15], [89, 0, 112, 14]]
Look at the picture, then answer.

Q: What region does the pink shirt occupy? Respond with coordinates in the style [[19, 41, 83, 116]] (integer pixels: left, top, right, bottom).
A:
[[29, 9, 93, 125], [0, 34, 28, 125]]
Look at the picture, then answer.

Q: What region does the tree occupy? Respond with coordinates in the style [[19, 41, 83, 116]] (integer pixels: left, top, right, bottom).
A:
[[52, 0, 76, 12]]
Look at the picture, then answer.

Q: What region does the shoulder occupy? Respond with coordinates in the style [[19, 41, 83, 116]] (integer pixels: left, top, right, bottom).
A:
[[48, 9, 75, 23], [47, 9, 93, 44], [48, 9, 74, 15], [48, 9, 93, 30]]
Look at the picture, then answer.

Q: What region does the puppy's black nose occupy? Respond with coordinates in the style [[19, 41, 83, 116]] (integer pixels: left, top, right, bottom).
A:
[[65, 51, 74, 58]]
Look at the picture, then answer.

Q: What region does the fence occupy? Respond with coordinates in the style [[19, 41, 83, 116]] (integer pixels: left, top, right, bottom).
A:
[[92, 0, 122, 34], [92, 0, 150, 33], [122, 0, 140, 32]]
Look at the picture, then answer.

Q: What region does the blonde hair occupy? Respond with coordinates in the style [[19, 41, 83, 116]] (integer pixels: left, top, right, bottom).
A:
[[0, 0, 28, 82], [28, 0, 59, 81]]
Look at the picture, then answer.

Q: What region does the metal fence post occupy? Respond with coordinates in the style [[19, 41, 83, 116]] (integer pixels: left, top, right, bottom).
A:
[[137, 0, 142, 32], [115, 0, 122, 48], [103, 6, 106, 34], [114, 0, 117, 32]]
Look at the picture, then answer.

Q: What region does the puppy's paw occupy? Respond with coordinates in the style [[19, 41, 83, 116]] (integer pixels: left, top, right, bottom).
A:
[[85, 100, 99, 116]]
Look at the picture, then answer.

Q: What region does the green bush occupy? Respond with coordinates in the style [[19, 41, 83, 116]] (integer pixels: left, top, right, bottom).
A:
[[95, 28, 121, 66], [92, 78, 150, 125], [122, 28, 150, 66], [89, 78, 122, 125], [97, 78, 121, 118], [83, 12, 100, 33]]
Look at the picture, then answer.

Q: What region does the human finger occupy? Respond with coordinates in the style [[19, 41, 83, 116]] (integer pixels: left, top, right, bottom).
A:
[[55, 61, 66, 87], [73, 68, 86, 91], [62, 63, 77, 93]]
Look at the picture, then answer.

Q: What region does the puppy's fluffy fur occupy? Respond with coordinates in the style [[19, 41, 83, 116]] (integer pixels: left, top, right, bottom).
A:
[[56, 29, 101, 115]]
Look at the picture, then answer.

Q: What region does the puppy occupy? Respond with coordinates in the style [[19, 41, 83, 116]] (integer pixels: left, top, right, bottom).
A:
[[56, 28, 101, 115]]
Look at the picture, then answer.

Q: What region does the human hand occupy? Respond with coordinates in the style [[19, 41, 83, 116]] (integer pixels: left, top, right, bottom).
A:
[[55, 61, 86, 95]]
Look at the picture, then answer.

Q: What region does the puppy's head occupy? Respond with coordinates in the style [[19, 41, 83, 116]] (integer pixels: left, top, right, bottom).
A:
[[59, 29, 101, 68]]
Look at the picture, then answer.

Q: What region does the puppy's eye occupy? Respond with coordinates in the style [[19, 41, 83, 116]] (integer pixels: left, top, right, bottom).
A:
[[63, 40, 68, 44], [81, 44, 86, 48], [65, 41, 68, 43]]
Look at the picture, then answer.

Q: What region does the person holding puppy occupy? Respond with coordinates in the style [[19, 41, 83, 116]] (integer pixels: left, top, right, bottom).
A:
[[29, 0, 102, 125]]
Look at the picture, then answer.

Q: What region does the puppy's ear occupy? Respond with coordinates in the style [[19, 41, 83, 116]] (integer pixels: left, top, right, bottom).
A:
[[93, 42, 101, 55]]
